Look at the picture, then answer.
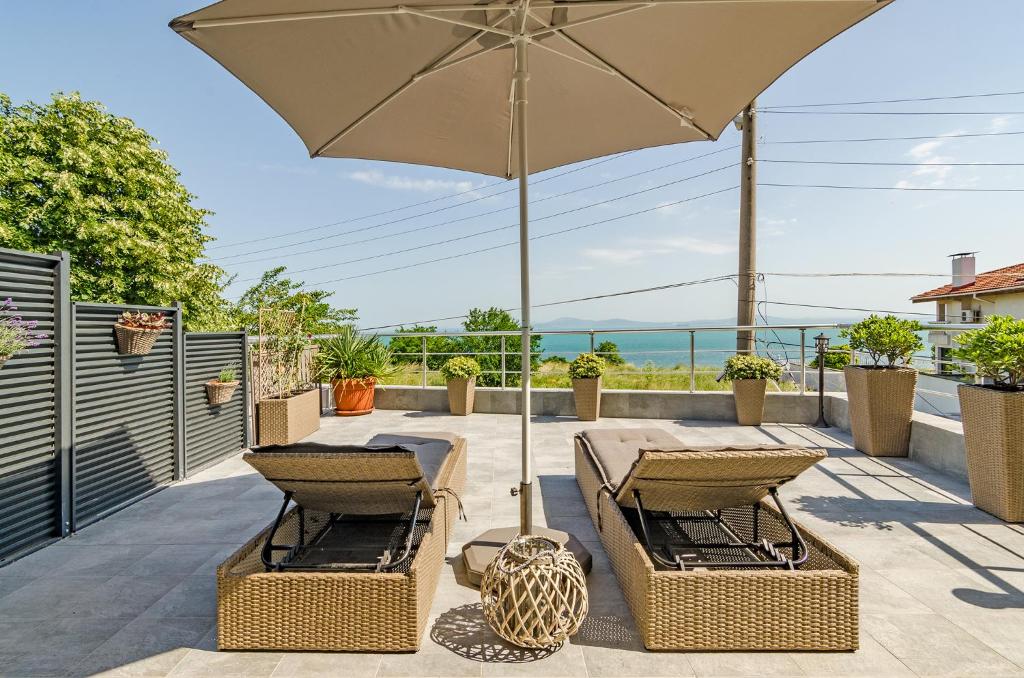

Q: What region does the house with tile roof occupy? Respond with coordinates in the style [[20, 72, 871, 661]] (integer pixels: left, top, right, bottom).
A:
[[911, 253, 1024, 372]]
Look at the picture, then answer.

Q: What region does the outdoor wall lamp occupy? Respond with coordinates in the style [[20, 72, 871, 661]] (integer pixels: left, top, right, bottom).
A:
[[814, 333, 830, 428]]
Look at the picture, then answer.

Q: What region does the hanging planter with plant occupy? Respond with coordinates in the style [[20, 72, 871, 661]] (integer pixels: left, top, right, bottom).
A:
[[315, 326, 397, 416], [114, 310, 171, 356], [206, 363, 241, 406], [569, 353, 606, 421], [723, 354, 783, 426], [841, 315, 924, 457], [953, 315, 1024, 522], [0, 298, 48, 370], [440, 356, 482, 415]]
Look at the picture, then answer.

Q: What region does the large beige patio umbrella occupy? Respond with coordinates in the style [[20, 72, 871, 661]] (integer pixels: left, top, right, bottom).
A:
[[171, 0, 892, 564]]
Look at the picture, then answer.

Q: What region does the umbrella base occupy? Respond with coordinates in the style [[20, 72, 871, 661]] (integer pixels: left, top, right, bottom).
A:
[[461, 526, 592, 587]]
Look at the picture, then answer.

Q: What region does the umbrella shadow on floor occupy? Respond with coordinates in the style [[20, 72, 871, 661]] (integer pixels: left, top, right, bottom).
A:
[[430, 603, 560, 662]]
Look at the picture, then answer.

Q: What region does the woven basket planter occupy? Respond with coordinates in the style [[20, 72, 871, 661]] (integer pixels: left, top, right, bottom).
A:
[[257, 388, 320, 446], [574, 438, 859, 651], [959, 384, 1024, 522], [217, 438, 467, 651], [572, 377, 601, 421], [114, 323, 163, 356], [0, 356, 7, 370], [844, 366, 917, 457], [480, 535, 588, 649], [446, 377, 475, 416], [732, 378, 767, 426], [331, 378, 376, 416], [206, 380, 239, 406]]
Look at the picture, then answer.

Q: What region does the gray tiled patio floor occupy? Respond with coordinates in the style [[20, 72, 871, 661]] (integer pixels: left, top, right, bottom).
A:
[[2, 410, 1024, 677]]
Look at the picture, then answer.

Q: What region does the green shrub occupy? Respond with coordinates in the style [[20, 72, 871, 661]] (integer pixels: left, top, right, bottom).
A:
[[595, 340, 626, 366], [217, 363, 239, 383], [953, 315, 1024, 388], [809, 344, 851, 371], [315, 327, 396, 382], [440, 356, 482, 381], [541, 355, 568, 365], [841, 315, 924, 367], [722, 354, 783, 381], [568, 353, 605, 379]]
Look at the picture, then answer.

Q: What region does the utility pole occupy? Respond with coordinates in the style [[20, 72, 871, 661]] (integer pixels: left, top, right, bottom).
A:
[[736, 100, 757, 353]]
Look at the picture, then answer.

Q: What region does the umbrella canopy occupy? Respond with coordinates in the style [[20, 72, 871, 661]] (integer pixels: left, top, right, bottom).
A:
[[171, 0, 892, 535]]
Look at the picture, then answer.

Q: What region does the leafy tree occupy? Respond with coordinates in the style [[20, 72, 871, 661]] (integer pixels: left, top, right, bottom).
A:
[[229, 267, 356, 335], [388, 325, 460, 370], [460, 307, 542, 387], [0, 92, 228, 329], [595, 340, 626, 366]]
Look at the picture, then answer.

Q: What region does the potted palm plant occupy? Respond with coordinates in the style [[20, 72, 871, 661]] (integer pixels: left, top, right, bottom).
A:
[[206, 363, 240, 406], [953, 315, 1024, 522], [841, 315, 924, 456], [315, 326, 397, 416], [569, 353, 605, 421], [723, 354, 783, 426], [0, 298, 47, 369], [441, 356, 481, 416], [114, 310, 170, 356]]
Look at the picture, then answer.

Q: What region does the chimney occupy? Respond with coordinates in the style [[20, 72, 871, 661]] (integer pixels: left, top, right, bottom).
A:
[[950, 252, 977, 287]]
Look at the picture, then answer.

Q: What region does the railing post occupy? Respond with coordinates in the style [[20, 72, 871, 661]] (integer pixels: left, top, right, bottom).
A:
[[800, 328, 806, 394], [689, 331, 696, 393], [500, 335, 507, 389], [589, 331, 595, 354], [420, 336, 428, 388]]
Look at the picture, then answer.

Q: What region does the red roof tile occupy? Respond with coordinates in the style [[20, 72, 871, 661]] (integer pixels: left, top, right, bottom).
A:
[[911, 263, 1024, 302]]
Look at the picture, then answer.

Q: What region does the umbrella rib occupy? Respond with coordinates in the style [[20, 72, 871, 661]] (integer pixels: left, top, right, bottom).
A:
[[528, 9, 710, 137], [313, 13, 516, 158], [527, 5, 651, 39]]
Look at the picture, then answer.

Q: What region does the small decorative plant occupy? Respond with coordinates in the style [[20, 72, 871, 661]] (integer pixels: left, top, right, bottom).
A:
[[953, 315, 1024, 390], [440, 356, 482, 382], [723, 354, 783, 381], [207, 362, 241, 405], [840, 315, 924, 367], [114, 310, 171, 356], [0, 298, 47, 366], [569, 353, 606, 380], [217, 363, 240, 383], [117, 311, 171, 331]]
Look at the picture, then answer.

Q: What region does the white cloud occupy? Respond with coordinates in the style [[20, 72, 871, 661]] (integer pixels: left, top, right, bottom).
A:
[[896, 133, 964, 189], [989, 114, 1015, 132], [581, 236, 734, 265], [346, 169, 478, 194]]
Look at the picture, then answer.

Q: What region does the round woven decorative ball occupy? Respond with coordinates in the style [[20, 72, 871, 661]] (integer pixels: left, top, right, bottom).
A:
[[480, 535, 588, 649]]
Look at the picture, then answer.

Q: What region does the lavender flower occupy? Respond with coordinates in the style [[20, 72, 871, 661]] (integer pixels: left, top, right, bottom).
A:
[[0, 298, 49, 362]]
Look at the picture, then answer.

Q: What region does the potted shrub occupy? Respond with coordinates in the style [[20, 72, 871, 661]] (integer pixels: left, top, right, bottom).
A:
[[441, 356, 481, 416], [315, 326, 397, 416], [115, 310, 170, 356], [206, 363, 240, 406], [0, 298, 47, 369], [841, 315, 924, 456], [569, 353, 606, 421], [953, 315, 1024, 522], [256, 309, 320, 445], [723, 354, 783, 426]]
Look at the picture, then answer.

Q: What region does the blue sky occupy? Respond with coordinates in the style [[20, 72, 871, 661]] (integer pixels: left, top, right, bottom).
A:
[[3, 1, 1023, 329]]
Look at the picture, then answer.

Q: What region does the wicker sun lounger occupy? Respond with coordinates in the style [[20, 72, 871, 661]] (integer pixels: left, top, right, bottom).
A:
[[575, 428, 859, 651], [217, 432, 467, 652]]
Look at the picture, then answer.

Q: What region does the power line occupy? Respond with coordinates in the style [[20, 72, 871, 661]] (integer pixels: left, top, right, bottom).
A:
[[742, 299, 932, 317], [764, 89, 1024, 109], [208, 151, 636, 252], [762, 110, 1024, 116], [761, 159, 1024, 167], [761, 183, 1024, 193], [763, 130, 1024, 145], [220, 148, 740, 268]]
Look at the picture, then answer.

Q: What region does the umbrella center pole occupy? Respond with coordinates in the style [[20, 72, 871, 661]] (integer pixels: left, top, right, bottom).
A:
[[514, 33, 532, 536]]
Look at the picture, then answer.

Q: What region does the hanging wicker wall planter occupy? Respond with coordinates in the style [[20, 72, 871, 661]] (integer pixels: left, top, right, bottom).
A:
[[114, 324, 163, 356], [206, 380, 239, 406], [480, 535, 588, 649]]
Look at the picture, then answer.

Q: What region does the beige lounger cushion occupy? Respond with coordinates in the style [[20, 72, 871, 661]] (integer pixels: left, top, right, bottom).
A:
[[244, 432, 459, 514], [578, 428, 684, 490]]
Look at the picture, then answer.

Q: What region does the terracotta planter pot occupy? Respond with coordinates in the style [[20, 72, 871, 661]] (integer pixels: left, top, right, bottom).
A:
[[959, 384, 1024, 522], [446, 377, 475, 416], [332, 377, 377, 416], [257, 388, 320, 445], [572, 377, 601, 421], [732, 379, 767, 426], [114, 323, 163, 356], [844, 366, 917, 457], [206, 380, 239, 406]]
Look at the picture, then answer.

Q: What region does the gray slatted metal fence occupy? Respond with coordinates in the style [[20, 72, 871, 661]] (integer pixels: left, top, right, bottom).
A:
[[0, 249, 71, 563], [184, 333, 248, 474], [71, 303, 181, 529]]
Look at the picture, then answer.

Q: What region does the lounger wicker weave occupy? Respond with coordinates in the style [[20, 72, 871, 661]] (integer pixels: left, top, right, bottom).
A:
[[217, 432, 467, 652], [575, 428, 859, 651]]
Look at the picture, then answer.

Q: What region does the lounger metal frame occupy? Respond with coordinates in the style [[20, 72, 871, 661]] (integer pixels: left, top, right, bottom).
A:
[[631, 487, 809, 571], [260, 489, 426, 572]]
